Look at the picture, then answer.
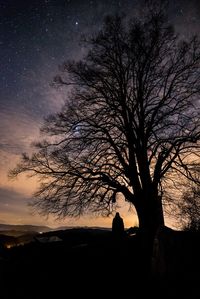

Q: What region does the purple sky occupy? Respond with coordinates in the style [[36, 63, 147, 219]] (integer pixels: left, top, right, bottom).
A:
[[0, 0, 200, 228]]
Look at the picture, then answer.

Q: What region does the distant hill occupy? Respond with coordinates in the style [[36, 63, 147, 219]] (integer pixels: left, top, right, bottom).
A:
[[56, 225, 111, 231], [0, 224, 52, 236], [0, 224, 111, 238]]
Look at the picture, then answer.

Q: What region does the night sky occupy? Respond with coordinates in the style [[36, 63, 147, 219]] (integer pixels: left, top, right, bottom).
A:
[[0, 0, 200, 228]]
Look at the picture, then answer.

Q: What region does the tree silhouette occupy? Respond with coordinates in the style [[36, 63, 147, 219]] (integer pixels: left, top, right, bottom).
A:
[[179, 166, 200, 231], [10, 2, 200, 237]]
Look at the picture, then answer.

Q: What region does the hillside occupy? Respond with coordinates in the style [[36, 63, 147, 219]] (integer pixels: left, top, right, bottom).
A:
[[0, 223, 51, 233], [0, 227, 199, 298]]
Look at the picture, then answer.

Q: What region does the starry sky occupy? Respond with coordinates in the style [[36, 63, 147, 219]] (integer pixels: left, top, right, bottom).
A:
[[0, 0, 200, 228]]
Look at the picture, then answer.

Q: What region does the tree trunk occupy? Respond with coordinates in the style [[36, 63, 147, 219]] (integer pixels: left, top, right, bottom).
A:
[[134, 192, 164, 276], [137, 195, 164, 234], [136, 195, 164, 251]]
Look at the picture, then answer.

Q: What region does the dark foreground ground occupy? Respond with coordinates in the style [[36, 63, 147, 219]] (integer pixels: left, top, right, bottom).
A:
[[0, 228, 200, 298]]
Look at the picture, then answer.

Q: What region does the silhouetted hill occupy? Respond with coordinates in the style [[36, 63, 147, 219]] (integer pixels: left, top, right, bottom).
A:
[[35, 227, 112, 247], [0, 227, 199, 299], [0, 223, 51, 233], [0, 224, 111, 237], [0, 228, 139, 298], [0, 226, 112, 248]]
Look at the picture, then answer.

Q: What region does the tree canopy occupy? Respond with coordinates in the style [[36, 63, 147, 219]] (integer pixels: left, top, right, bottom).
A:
[[10, 3, 200, 232]]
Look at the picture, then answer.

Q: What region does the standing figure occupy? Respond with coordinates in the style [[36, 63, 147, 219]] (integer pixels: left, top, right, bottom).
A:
[[112, 212, 125, 237]]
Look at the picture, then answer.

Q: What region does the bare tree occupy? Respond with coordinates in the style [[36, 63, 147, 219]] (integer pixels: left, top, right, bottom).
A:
[[179, 166, 200, 231], [10, 3, 200, 237]]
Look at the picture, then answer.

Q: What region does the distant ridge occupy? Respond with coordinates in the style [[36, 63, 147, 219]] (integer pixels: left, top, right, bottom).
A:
[[0, 223, 111, 232], [0, 223, 52, 233], [56, 225, 111, 231]]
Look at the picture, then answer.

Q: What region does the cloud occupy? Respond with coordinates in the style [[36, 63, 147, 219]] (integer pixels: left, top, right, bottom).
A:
[[0, 187, 36, 225], [0, 187, 31, 212], [0, 186, 51, 226]]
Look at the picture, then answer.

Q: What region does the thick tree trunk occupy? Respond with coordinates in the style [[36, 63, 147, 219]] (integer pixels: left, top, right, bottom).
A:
[[133, 183, 164, 230], [137, 195, 164, 234], [134, 192, 164, 276]]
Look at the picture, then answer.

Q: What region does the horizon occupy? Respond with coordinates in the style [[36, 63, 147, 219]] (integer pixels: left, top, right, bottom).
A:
[[0, 222, 180, 233], [0, 222, 112, 229], [0, 207, 138, 228]]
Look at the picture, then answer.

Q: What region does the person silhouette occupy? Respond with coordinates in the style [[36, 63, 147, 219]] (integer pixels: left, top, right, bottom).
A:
[[112, 212, 125, 237]]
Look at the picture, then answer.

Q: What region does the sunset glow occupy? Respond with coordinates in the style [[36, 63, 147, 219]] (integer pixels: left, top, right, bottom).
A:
[[1, 0, 200, 228]]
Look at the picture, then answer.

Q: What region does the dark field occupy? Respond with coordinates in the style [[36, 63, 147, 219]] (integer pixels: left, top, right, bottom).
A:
[[0, 228, 200, 298]]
